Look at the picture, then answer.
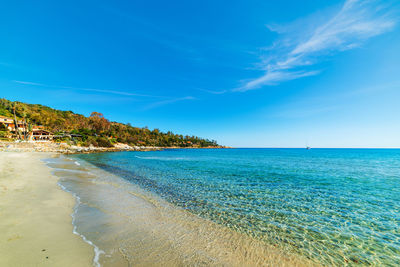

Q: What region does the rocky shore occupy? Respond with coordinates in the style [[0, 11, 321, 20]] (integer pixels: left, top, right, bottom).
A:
[[0, 141, 161, 154], [0, 141, 229, 154]]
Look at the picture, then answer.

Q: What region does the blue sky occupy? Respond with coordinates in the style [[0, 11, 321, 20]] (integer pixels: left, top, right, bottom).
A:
[[1, 0, 399, 147]]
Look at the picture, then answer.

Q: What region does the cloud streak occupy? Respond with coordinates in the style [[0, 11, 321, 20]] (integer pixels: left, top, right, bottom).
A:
[[143, 96, 196, 110], [13, 80, 196, 110], [14, 80, 45, 86], [238, 0, 397, 92], [13, 80, 166, 98]]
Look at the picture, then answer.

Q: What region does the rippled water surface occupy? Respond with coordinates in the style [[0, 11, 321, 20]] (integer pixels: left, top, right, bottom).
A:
[[71, 148, 400, 265]]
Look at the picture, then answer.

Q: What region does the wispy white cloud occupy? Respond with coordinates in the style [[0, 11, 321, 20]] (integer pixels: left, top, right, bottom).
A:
[[239, 0, 397, 92], [13, 80, 166, 98], [290, 0, 395, 55], [196, 88, 228, 95], [14, 79, 196, 109], [14, 80, 45, 86], [143, 96, 196, 110], [240, 70, 320, 90], [73, 88, 159, 98], [13, 79, 198, 110]]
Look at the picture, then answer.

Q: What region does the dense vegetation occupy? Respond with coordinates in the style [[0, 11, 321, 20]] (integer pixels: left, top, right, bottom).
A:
[[0, 98, 219, 147], [0, 123, 8, 138]]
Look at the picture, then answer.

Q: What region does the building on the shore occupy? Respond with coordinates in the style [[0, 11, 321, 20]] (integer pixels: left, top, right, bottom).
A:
[[0, 116, 13, 124], [0, 115, 52, 141], [0, 115, 26, 132], [28, 129, 54, 141]]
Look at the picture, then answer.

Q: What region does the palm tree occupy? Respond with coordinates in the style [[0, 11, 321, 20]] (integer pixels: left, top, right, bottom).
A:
[[12, 103, 22, 140]]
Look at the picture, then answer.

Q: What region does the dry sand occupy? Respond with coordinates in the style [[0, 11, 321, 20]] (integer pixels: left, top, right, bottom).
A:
[[0, 152, 94, 266]]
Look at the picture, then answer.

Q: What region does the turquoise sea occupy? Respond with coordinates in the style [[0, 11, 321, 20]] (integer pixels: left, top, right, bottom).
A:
[[55, 148, 400, 265]]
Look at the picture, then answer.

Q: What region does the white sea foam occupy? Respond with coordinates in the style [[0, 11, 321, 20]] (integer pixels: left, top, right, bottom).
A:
[[74, 161, 81, 166], [135, 155, 190, 161], [57, 181, 105, 267], [42, 157, 104, 266]]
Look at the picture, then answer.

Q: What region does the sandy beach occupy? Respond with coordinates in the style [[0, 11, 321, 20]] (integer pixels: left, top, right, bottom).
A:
[[0, 151, 317, 267], [47, 153, 317, 266], [0, 152, 94, 266]]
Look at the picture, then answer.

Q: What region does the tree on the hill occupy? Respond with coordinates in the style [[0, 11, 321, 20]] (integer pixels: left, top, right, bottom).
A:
[[89, 112, 111, 134]]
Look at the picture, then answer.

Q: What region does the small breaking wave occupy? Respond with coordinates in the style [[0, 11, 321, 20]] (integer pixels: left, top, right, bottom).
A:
[[57, 182, 105, 267], [43, 156, 105, 266], [134, 155, 191, 161]]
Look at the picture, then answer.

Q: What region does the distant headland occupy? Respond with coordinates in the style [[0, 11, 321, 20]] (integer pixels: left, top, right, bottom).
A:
[[0, 98, 227, 153]]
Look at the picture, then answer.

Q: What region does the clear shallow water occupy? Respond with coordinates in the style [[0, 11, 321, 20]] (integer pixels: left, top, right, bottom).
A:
[[70, 148, 400, 265], [45, 154, 307, 266]]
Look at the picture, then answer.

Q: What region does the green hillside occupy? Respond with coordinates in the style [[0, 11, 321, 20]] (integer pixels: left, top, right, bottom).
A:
[[0, 98, 219, 148]]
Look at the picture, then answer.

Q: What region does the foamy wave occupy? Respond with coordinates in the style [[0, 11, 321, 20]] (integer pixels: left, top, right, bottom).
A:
[[57, 182, 105, 267], [135, 156, 190, 161], [74, 161, 81, 166]]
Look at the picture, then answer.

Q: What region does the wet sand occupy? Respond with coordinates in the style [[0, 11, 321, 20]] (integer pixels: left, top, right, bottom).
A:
[[0, 152, 94, 266], [0, 151, 318, 266], [48, 155, 318, 267]]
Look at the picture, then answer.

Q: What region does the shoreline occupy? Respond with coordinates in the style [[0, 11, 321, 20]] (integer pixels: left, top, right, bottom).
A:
[[0, 140, 230, 154], [48, 153, 317, 266], [0, 152, 94, 266], [1, 150, 317, 266]]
